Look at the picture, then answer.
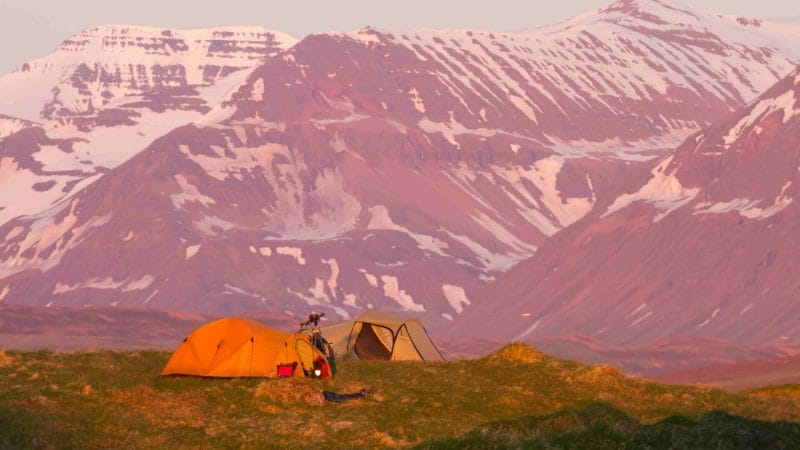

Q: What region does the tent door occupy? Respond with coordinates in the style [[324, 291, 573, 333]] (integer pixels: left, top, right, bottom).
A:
[[353, 324, 393, 360]]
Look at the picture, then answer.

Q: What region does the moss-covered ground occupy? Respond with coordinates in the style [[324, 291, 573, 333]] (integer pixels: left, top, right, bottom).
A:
[[1, 344, 798, 449]]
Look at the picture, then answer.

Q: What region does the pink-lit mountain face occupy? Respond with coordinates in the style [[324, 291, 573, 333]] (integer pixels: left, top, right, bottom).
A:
[[0, 25, 296, 123], [1, 0, 800, 328], [449, 65, 800, 348], [0, 25, 296, 225]]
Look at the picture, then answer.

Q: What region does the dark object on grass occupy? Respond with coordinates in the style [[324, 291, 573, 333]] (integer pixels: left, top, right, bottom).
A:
[[323, 389, 367, 402]]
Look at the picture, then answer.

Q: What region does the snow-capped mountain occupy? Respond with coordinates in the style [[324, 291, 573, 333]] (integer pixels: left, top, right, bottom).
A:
[[0, 25, 296, 225], [448, 64, 800, 347], [2, 0, 800, 327], [0, 25, 296, 122]]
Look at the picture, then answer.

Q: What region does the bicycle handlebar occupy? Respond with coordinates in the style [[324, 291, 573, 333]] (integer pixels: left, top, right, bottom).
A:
[[298, 312, 325, 330]]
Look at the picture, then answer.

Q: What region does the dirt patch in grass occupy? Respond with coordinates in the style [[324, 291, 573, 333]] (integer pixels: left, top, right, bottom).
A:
[[26, 396, 54, 408], [751, 386, 800, 403], [254, 378, 325, 406], [488, 343, 544, 364], [0, 350, 15, 368], [376, 430, 410, 447], [108, 385, 205, 428], [497, 385, 537, 407], [575, 365, 623, 387]]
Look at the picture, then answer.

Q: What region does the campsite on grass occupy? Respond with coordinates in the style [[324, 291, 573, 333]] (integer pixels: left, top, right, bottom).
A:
[[2, 312, 800, 448], [3, 0, 800, 447], [160, 311, 444, 380], [3, 340, 800, 448]]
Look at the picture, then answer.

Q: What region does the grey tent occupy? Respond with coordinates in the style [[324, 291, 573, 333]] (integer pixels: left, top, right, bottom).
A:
[[321, 311, 445, 361]]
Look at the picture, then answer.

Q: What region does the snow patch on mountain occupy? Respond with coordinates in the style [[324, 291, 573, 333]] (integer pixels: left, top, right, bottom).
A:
[[442, 284, 471, 314], [471, 211, 538, 255], [321, 258, 340, 299], [630, 311, 653, 327], [694, 182, 794, 219], [251, 78, 265, 102], [52, 274, 153, 294], [367, 206, 448, 256], [185, 244, 201, 260], [723, 90, 799, 147], [698, 307, 721, 328], [359, 268, 379, 287], [193, 216, 239, 236], [276, 246, 306, 265], [3, 227, 25, 241], [442, 229, 521, 272], [343, 293, 358, 308], [0, 199, 111, 278], [494, 157, 595, 232], [0, 155, 104, 226], [292, 277, 350, 318], [47, 109, 202, 169], [417, 115, 539, 150], [123, 275, 155, 291], [0, 115, 34, 139], [341, 28, 385, 46], [0, 112, 201, 225], [513, 318, 542, 341], [627, 302, 648, 319], [224, 284, 263, 301], [380, 275, 425, 312], [178, 141, 275, 181], [255, 246, 273, 256], [171, 175, 215, 209], [604, 155, 700, 221], [308, 278, 331, 303], [409, 88, 426, 113]]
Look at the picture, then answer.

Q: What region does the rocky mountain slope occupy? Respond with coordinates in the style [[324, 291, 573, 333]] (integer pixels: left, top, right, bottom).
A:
[[0, 25, 296, 224], [2, 0, 800, 327], [449, 64, 800, 348]]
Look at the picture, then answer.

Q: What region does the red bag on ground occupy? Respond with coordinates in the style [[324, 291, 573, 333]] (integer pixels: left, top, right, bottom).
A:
[[276, 362, 297, 378]]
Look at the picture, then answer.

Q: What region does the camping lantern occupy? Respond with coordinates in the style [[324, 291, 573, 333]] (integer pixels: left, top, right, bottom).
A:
[[311, 356, 329, 379], [311, 359, 324, 378]]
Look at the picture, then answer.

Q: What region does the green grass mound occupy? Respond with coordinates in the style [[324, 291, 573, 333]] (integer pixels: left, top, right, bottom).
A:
[[416, 402, 800, 449], [487, 342, 546, 364]]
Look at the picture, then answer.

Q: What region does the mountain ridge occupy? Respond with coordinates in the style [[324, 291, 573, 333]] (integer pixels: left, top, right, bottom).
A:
[[2, 1, 800, 332], [448, 64, 800, 347], [0, 25, 295, 225]]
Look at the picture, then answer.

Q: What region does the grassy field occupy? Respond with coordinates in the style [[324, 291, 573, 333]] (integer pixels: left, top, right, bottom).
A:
[[1, 344, 799, 449]]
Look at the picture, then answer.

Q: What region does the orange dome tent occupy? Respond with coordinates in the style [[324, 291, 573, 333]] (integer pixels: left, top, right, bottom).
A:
[[161, 318, 328, 378]]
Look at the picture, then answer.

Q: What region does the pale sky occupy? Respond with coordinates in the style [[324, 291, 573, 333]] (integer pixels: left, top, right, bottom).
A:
[[1, 0, 798, 74]]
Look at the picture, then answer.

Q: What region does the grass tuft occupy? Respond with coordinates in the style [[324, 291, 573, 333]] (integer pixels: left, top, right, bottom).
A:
[[0, 350, 14, 368], [486, 342, 545, 363], [254, 378, 326, 406]]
